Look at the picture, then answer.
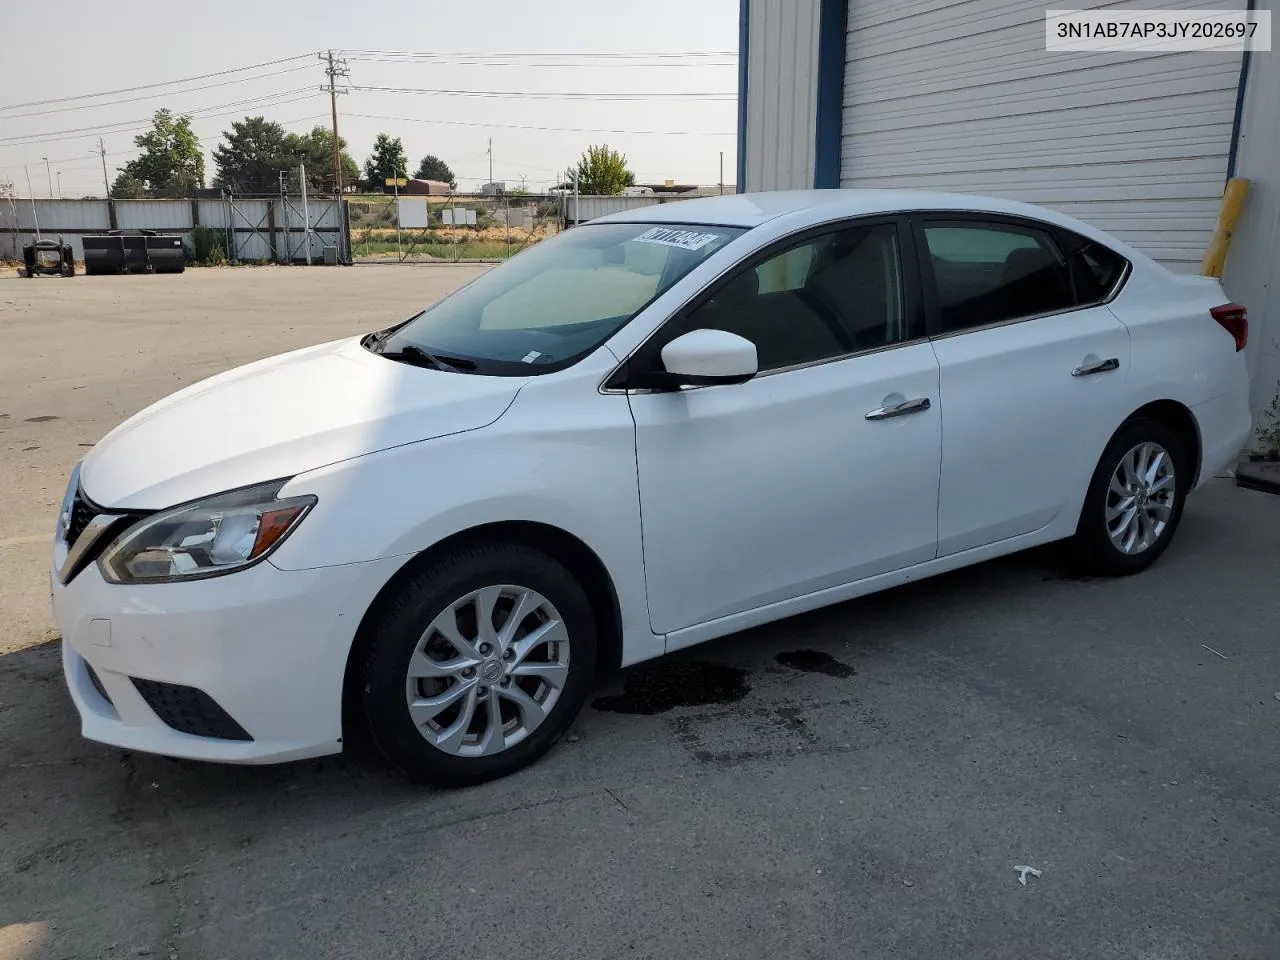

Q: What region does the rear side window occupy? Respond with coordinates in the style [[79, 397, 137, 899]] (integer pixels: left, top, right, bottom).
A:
[[921, 220, 1075, 333], [1057, 229, 1128, 305]]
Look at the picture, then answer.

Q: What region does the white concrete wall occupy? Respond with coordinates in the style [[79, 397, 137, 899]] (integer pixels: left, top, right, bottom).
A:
[[1222, 0, 1280, 433], [743, 0, 821, 191]]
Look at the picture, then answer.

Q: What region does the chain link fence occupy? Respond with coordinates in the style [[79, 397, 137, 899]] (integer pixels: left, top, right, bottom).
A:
[[348, 193, 566, 263]]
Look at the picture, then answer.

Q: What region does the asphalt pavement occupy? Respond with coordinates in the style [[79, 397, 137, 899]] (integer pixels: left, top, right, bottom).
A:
[[2, 267, 1278, 959]]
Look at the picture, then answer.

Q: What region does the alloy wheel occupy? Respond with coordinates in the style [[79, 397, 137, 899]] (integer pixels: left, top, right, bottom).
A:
[[1105, 441, 1176, 555], [404, 585, 570, 758]]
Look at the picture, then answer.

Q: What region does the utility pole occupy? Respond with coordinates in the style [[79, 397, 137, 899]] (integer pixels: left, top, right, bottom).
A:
[[719, 151, 724, 195], [24, 165, 40, 240], [96, 139, 111, 197], [299, 159, 312, 266], [488, 137, 493, 187], [571, 167, 579, 228], [321, 51, 350, 199], [56, 172, 62, 199], [41, 157, 53, 197]]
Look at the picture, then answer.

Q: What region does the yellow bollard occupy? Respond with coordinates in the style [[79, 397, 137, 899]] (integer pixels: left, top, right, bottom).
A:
[[1201, 178, 1250, 278]]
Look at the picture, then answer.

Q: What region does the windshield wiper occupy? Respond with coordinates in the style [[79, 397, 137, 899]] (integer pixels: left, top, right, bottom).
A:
[[375, 342, 476, 373]]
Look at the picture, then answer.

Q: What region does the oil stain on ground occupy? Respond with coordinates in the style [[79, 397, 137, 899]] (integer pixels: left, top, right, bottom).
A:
[[592, 662, 751, 715], [775, 649, 857, 678]]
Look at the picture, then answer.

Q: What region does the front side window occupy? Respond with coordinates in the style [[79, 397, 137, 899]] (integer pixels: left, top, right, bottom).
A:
[[922, 220, 1075, 333], [676, 222, 907, 372], [378, 222, 744, 374]]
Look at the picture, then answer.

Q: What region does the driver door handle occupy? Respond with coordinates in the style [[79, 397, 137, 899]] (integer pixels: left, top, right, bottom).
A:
[[1072, 357, 1120, 377], [865, 397, 931, 421]]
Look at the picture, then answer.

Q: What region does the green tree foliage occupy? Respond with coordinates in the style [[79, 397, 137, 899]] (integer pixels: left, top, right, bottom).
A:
[[109, 172, 149, 199], [112, 110, 204, 197], [569, 144, 635, 195], [412, 154, 456, 187], [293, 126, 361, 193], [363, 133, 408, 190], [212, 120, 361, 194], [212, 116, 291, 193]]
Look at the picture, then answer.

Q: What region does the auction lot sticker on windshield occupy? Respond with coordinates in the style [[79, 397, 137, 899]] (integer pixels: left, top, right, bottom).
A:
[[634, 227, 722, 251]]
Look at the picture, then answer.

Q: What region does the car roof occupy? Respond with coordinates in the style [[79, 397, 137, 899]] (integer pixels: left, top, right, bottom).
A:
[[590, 188, 1091, 232]]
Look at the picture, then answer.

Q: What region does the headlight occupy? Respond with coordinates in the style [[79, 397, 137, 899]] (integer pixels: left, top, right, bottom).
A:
[[98, 480, 316, 584]]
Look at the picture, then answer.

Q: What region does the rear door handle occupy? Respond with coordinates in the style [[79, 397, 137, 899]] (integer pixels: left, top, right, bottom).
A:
[[1072, 357, 1120, 377], [865, 397, 931, 420]]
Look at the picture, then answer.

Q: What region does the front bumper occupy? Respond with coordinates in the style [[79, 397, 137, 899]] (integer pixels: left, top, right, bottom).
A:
[[52, 549, 406, 764]]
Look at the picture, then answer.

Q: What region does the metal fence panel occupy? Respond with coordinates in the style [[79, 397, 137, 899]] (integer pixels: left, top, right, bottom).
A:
[[569, 194, 697, 223], [114, 200, 193, 231], [195, 199, 231, 229]]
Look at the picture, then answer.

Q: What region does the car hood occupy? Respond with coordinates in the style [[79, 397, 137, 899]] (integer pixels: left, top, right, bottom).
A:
[[81, 336, 526, 510]]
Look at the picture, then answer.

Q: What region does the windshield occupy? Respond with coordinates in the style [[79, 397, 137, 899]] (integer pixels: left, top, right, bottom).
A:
[[376, 222, 745, 374]]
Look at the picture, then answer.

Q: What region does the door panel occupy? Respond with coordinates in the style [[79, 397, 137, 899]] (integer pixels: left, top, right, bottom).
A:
[[630, 344, 941, 635], [930, 306, 1131, 555]]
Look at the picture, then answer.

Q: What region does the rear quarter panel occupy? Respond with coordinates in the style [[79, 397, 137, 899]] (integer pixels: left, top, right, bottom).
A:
[[1106, 259, 1252, 480]]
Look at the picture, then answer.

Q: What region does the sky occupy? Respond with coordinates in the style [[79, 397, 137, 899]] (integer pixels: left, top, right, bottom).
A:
[[0, 0, 740, 198]]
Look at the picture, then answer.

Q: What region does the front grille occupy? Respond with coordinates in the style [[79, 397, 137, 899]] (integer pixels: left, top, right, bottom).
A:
[[131, 678, 253, 741], [85, 663, 113, 706], [66, 490, 99, 546]]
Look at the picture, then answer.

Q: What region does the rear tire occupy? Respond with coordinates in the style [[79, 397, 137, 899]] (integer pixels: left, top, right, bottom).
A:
[[1068, 418, 1189, 576], [358, 542, 596, 787]]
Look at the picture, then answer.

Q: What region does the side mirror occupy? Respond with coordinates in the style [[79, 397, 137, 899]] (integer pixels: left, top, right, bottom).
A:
[[655, 329, 758, 388]]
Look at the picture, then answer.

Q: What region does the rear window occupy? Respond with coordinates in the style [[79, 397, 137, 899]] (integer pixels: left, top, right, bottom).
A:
[[1058, 229, 1129, 305]]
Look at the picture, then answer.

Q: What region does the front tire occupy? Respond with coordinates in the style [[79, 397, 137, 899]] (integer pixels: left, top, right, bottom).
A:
[[358, 543, 596, 787], [1069, 418, 1189, 576]]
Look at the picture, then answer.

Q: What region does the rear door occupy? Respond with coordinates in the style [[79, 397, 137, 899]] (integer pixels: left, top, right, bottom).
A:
[[915, 215, 1133, 556]]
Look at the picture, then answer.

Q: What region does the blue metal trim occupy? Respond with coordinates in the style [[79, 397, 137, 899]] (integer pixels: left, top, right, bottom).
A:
[[1225, 0, 1255, 182], [737, 0, 749, 193], [813, 0, 847, 188]]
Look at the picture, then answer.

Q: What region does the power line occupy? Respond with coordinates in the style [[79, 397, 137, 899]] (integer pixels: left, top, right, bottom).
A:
[[344, 55, 735, 68], [346, 84, 734, 100], [0, 52, 318, 113], [0, 89, 322, 146], [341, 49, 736, 59], [0, 64, 317, 120], [346, 111, 734, 137]]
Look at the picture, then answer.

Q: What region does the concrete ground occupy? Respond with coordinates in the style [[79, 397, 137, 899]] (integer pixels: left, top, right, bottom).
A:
[[2, 266, 1278, 960]]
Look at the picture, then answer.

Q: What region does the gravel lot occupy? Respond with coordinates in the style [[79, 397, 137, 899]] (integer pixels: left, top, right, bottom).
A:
[[2, 265, 1278, 960]]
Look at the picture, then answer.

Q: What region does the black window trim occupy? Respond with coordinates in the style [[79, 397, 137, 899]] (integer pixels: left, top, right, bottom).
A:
[[602, 214, 928, 393], [910, 211, 1132, 341]]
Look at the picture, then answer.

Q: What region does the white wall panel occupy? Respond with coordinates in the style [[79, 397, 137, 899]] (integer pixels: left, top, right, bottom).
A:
[[1221, 0, 1280, 423], [841, 0, 1245, 272], [745, 0, 821, 191]]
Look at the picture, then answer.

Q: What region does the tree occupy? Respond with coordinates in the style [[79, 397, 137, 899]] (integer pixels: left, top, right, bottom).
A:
[[212, 116, 292, 193], [114, 109, 204, 197], [363, 133, 408, 191], [109, 172, 149, 199], [412, 154, 456, 187], [290, 126, 360, 194], [569, 144, 635, 195]]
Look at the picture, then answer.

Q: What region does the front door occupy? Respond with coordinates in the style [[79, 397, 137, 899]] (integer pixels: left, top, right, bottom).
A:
[[626, 219, 943, 635]]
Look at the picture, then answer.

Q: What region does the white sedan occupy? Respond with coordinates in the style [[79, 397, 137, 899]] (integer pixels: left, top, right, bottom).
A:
[[51, 190, 1252, 786]]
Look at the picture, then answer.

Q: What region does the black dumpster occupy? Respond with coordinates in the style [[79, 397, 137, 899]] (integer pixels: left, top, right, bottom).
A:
[[83, 230, 186, 275]]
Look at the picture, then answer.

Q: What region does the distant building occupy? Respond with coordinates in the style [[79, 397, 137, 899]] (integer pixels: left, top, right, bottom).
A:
[[401, 179, 453, 196], [481, 182, 506, 196]]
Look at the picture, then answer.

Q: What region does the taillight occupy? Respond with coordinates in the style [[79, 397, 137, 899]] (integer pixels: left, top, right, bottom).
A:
[[1211, 303, 1248, 351]]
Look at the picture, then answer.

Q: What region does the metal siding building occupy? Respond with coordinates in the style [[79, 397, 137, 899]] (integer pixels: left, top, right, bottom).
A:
[[738, 0, 1280, 427]]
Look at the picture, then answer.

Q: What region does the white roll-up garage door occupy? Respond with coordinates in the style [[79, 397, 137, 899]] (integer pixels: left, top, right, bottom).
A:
[[840, 0, 1244, 271]]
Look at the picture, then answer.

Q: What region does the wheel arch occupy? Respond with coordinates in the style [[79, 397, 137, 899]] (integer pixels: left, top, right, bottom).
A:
[[341, 520, 625, 732], [1120, 399, 1203, 486]]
